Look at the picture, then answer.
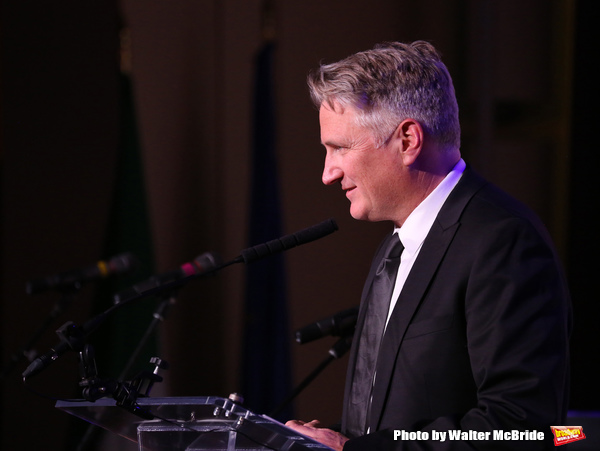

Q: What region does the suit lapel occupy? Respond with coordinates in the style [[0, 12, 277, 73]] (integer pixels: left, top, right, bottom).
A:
[[368, 166, 487, 430]]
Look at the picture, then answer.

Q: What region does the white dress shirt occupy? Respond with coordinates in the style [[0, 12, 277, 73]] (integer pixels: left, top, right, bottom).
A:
[[385, 158, 466, 328]]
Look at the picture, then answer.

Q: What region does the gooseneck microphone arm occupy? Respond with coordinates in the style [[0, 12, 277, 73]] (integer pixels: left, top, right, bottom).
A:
[[112, 218, 339, 304]]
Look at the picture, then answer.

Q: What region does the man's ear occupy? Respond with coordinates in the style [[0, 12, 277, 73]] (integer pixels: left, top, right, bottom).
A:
[[395, 119, 424, 166]]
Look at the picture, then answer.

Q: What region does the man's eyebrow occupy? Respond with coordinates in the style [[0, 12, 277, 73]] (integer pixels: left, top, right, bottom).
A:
[[322, 139, 344, 148]]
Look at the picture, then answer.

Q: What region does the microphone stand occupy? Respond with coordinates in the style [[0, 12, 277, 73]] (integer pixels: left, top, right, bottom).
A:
[[21, 269, 212, 380], [75, 290, 177, 451], [269, 334, 353, 418], [119, 291, 176, 381], [0, 288, 78, 381]]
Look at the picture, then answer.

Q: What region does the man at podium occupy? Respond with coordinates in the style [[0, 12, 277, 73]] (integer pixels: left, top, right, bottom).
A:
[[286, 41, 571, 451]]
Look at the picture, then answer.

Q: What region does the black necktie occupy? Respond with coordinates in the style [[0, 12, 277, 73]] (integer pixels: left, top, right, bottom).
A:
[[346, 233, 403, 438]]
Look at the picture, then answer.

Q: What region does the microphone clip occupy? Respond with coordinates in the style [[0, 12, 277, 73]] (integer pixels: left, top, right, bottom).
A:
[[77, 351, 167, 421], [56, 321, 87, 354]]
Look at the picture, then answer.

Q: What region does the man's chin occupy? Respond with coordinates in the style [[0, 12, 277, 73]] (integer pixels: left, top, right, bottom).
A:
[[349, 206, 369, 221], [350, 207, 390, 223]]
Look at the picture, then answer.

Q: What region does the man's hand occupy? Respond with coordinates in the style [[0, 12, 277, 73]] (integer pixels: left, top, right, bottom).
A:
[[285, 419, 349, 451]]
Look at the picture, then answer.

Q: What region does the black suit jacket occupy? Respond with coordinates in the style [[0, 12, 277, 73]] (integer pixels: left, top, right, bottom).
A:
[[342, 167, 571, 450]]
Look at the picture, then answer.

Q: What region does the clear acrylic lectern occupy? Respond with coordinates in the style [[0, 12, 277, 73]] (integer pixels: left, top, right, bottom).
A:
[[56, 396, 333, 451]]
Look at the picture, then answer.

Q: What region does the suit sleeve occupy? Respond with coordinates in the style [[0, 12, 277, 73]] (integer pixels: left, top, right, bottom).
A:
[[343, 216, 571, 451]]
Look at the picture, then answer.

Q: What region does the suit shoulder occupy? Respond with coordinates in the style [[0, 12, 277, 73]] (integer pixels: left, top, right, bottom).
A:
[[447, 168, 555, 246], [467, 186, 556, 254]]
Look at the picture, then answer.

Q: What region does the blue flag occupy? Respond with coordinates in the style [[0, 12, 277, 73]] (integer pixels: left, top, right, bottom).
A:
[[241, 41, 293, 421]]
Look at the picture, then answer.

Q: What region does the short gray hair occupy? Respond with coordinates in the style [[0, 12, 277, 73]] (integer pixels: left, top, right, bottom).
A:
[[307, 41, 460, 149]]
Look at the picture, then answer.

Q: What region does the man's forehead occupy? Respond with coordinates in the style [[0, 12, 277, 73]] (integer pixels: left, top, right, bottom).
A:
[[319, 105, 347, 144], [319, 102, 369, 149], [319, 102, 357, 128]]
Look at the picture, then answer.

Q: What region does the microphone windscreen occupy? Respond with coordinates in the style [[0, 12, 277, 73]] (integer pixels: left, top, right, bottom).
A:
[[241, 218, 338, 263]]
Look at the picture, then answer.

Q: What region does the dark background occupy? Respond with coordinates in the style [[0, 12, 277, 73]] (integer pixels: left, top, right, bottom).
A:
[[1, 0, 598, 450]]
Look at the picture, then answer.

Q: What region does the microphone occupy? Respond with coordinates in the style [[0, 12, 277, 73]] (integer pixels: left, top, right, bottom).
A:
[[240, 218, 338, 263], [295, 306, 359, 344], [26, 253, 138, 295], [113, 252, 221, 304]]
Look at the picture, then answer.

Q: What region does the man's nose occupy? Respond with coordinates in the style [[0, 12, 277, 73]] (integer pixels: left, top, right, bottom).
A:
[[322, 154, 343, 185]]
